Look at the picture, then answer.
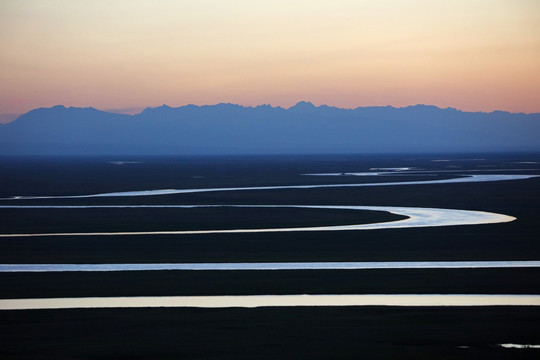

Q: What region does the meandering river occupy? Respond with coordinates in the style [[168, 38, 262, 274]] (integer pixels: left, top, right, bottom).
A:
[[1, 172, 538, 309]]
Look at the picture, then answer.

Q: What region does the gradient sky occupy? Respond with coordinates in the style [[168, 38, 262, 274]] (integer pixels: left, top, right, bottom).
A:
[[1, 0, 539, 121]]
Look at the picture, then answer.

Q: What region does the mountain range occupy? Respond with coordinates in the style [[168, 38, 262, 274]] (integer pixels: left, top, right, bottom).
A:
[[1, 102, 538, 155]]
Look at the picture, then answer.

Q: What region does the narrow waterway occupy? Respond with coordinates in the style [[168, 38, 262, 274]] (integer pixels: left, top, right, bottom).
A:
[[1, 174, 537, 200], [1, 294, 539, 310], [2, 261, 539, 272], [0, 204, 515, 237]]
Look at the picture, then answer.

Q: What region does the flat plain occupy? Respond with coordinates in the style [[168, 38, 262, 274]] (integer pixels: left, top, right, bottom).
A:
[[0, 154, 539, 359]]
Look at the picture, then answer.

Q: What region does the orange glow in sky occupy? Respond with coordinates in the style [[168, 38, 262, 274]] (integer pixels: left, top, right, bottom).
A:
[[1, 0, 539, 119]]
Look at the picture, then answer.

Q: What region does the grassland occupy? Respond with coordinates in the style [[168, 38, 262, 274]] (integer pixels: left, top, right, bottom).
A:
[[0, 154, 539, 359]]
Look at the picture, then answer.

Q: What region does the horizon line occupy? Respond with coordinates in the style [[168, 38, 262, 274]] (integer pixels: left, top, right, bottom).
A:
[[2, 101, 538, 124]]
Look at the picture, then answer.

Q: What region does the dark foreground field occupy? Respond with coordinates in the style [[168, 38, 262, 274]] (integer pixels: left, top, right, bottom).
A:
[[2, 268, 540, 299], [0, 154, 539, 359], [1, 307, 540, 360]]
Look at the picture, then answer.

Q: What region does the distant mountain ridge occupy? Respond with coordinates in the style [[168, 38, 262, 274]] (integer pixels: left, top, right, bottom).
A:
[[1, 102, 538, 155]]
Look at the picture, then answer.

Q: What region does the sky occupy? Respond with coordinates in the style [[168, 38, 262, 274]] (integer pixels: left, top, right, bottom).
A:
[[1, 0, 539, 122]]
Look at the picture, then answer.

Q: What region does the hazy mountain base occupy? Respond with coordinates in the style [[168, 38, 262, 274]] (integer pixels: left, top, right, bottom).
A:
[[1, 103, 539, 155]]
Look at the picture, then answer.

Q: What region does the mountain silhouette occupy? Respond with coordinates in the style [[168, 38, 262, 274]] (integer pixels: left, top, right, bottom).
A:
[[0, 102, 538, 155]]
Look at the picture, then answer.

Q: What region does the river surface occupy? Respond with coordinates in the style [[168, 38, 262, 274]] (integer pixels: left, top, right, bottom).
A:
[[2, 261, 539, 272], [2, 174, 537, 200], [0, 204, 516, 237], [1, 170, 538, 310], [1, 294, 539, 310]]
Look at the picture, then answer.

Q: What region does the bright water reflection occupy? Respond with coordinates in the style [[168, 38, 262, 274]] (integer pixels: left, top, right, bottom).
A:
[[1, 294, 540, 310], [2, 174, 537, 200], [2, 261, 540, 272], [499, 344, 540, 349], [0, 205, 515, 237]]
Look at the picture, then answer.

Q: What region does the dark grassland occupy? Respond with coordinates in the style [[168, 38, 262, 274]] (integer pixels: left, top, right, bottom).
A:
[[0, 207, 404, 234], [1, 268, 539, 299], [1, 307, 540, 360], [0, 154, 539, 359], [0, 155, 538, 264]]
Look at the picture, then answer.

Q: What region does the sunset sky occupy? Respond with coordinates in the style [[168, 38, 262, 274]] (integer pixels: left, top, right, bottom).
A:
[[1, 0, 539, 122]]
